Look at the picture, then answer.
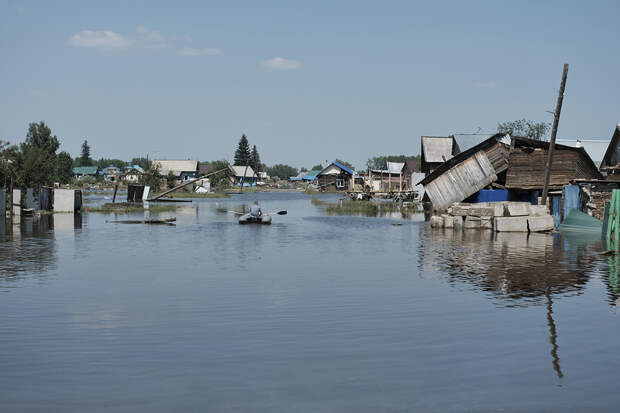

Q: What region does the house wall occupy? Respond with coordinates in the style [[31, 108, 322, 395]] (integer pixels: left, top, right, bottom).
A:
[[424, 151, 497, 210], [317, 173, 350, 191], [505, 149, 598, 189]]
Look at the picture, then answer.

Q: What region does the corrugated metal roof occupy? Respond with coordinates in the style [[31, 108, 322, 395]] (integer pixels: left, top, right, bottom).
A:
[[152, 160, 199, 176], [386, 162, 404, 174], [73, 166, 99, 175], [421, 136, 454, 163], [229, 165, 257, 178]]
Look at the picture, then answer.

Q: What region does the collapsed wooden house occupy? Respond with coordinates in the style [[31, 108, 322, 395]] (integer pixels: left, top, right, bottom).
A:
[[418, 134, 602, 210], [418, 134, 511, 210]]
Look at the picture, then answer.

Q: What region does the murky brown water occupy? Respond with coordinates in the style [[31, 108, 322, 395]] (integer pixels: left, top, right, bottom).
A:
[[1, 193, 618, 411]]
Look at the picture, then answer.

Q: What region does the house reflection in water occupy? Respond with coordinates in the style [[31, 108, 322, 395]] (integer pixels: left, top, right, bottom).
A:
[[0, 214, 83, 286], [418, 228, 605, 379]]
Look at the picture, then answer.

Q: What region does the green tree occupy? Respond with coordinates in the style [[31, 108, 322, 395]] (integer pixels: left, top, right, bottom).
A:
[[14, 122, 60, 188], [207, 159, 231, 189], [266, 164, 298, 180], [366, 155, 420, 170], [234, 134, 251, 166], [131, 157, 150, 170], [497, 119, 550, 141], [96, 158, 128, 170], [250, 144, 261, 173], [0, 140, 18, 185], [56, 151, 74, 184], [166, 171, 177, 189], [80, 139, 91, 166], [311, 164, 324, 171], [140, 162, 162, 190]]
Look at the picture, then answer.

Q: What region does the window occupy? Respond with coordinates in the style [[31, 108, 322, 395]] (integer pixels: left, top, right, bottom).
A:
[[336, 179, 345, 188]]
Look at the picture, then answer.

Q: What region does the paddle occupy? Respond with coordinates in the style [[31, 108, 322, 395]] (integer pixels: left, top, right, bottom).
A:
[[266, 210, 287, 216]]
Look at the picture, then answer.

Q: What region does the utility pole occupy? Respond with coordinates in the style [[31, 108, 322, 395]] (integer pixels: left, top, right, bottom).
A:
[[541, 63, 569, 206]]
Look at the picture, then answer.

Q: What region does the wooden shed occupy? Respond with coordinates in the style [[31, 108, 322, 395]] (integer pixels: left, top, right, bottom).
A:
[[504, 137, 602, 190], [599, 125, 620, 180], [418, 134, 511, 210], [420, 136, 459, 175]]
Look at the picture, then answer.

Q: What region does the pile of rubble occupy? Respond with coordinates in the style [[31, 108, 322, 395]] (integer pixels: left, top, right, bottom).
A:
[[430, 202, 554, 232]]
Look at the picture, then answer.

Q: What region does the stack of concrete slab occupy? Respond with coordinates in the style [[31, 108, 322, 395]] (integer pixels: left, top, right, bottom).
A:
[[53, 189, 82, 213], [433, 201, 554, 232]]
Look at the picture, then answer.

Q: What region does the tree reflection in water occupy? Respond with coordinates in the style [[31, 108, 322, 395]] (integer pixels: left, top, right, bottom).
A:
[[0, 214, 82, 287]]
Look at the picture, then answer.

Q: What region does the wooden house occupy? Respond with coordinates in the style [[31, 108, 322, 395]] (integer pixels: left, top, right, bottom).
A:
[[418, 134, 511, 209], [504, 137, 602, 190], [599, 125, 620, 180], [152, 160, 199, 182], [317, 161, 355, 191], [228, 165, 257, 187]]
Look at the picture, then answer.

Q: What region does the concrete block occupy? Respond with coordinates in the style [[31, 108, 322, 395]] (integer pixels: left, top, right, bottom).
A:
[[468, 207, 495, 217], [53, 189, 76, 213], [529, 205, 549, 216], [488, 202, 506, 217], [442, 214, 453, 228], [480, 216, 493, 229], [430, 215, 443, 228], [528, 214, 554, 232], [464, 216, 481, 229], [494, 216, 528, 232], [450, 205, 470, 216], [452, 216, 463, 228], [12, 189, 21, 216], [504, 202, 531, 217]]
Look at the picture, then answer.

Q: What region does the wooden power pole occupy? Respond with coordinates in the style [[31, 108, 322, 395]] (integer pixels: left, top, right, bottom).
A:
[[541, 63, 569, 206]]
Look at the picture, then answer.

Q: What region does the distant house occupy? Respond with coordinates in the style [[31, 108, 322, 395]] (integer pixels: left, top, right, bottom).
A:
[[152, 160, 199, 182], [420, 136, 459, 175], [301, 169, 322, 182], [600, 125, 620, 180], [102, 165, 122, 182], [121, 166, 144, 183], [366, 162, 407, 192], [317, 161, 356, 191], [228, 165, 257, 187], [72, 166, 99, 179]]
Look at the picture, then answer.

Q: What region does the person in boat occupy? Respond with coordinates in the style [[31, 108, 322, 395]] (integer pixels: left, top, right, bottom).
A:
[[250, 200, 262, 217]]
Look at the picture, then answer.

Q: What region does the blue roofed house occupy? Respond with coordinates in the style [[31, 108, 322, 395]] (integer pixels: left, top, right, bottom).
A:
[[316, 161, 356, 191]]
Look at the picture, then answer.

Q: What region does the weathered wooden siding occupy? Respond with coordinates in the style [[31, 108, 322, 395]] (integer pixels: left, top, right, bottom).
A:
[[425, 151, 497, 210], [505, 149, 599, 189], [485, 143, 510, 174]]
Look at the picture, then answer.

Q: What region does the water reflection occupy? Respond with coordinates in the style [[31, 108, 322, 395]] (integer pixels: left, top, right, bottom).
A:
[[313, 198, 423, 220], [419, 227, 608, 380], [0, 214, 83, 288], [419, 229, 599, 303]]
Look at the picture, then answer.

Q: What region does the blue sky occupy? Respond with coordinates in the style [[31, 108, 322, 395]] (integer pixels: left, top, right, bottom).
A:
[[1, 0, 619, 168]]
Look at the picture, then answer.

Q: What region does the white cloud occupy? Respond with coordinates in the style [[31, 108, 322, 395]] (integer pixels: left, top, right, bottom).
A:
[[68, 27, 168, 52], [262, 57, 303, 71], [68, 30, 132, 52], [475, 80, 497, 88], [134, 26, 168, 49], [176, 47, 221, 56]]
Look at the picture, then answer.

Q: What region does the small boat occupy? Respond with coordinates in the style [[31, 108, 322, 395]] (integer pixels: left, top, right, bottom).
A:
[[238, 213, 272, 225]]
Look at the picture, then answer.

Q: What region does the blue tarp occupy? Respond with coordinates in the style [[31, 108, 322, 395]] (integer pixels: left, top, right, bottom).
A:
[[563, 185, 580, 220], [476, 189, 509, 203]]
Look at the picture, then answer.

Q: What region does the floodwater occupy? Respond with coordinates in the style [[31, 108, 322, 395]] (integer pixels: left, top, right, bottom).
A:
[[1, 192, 619, 412]]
